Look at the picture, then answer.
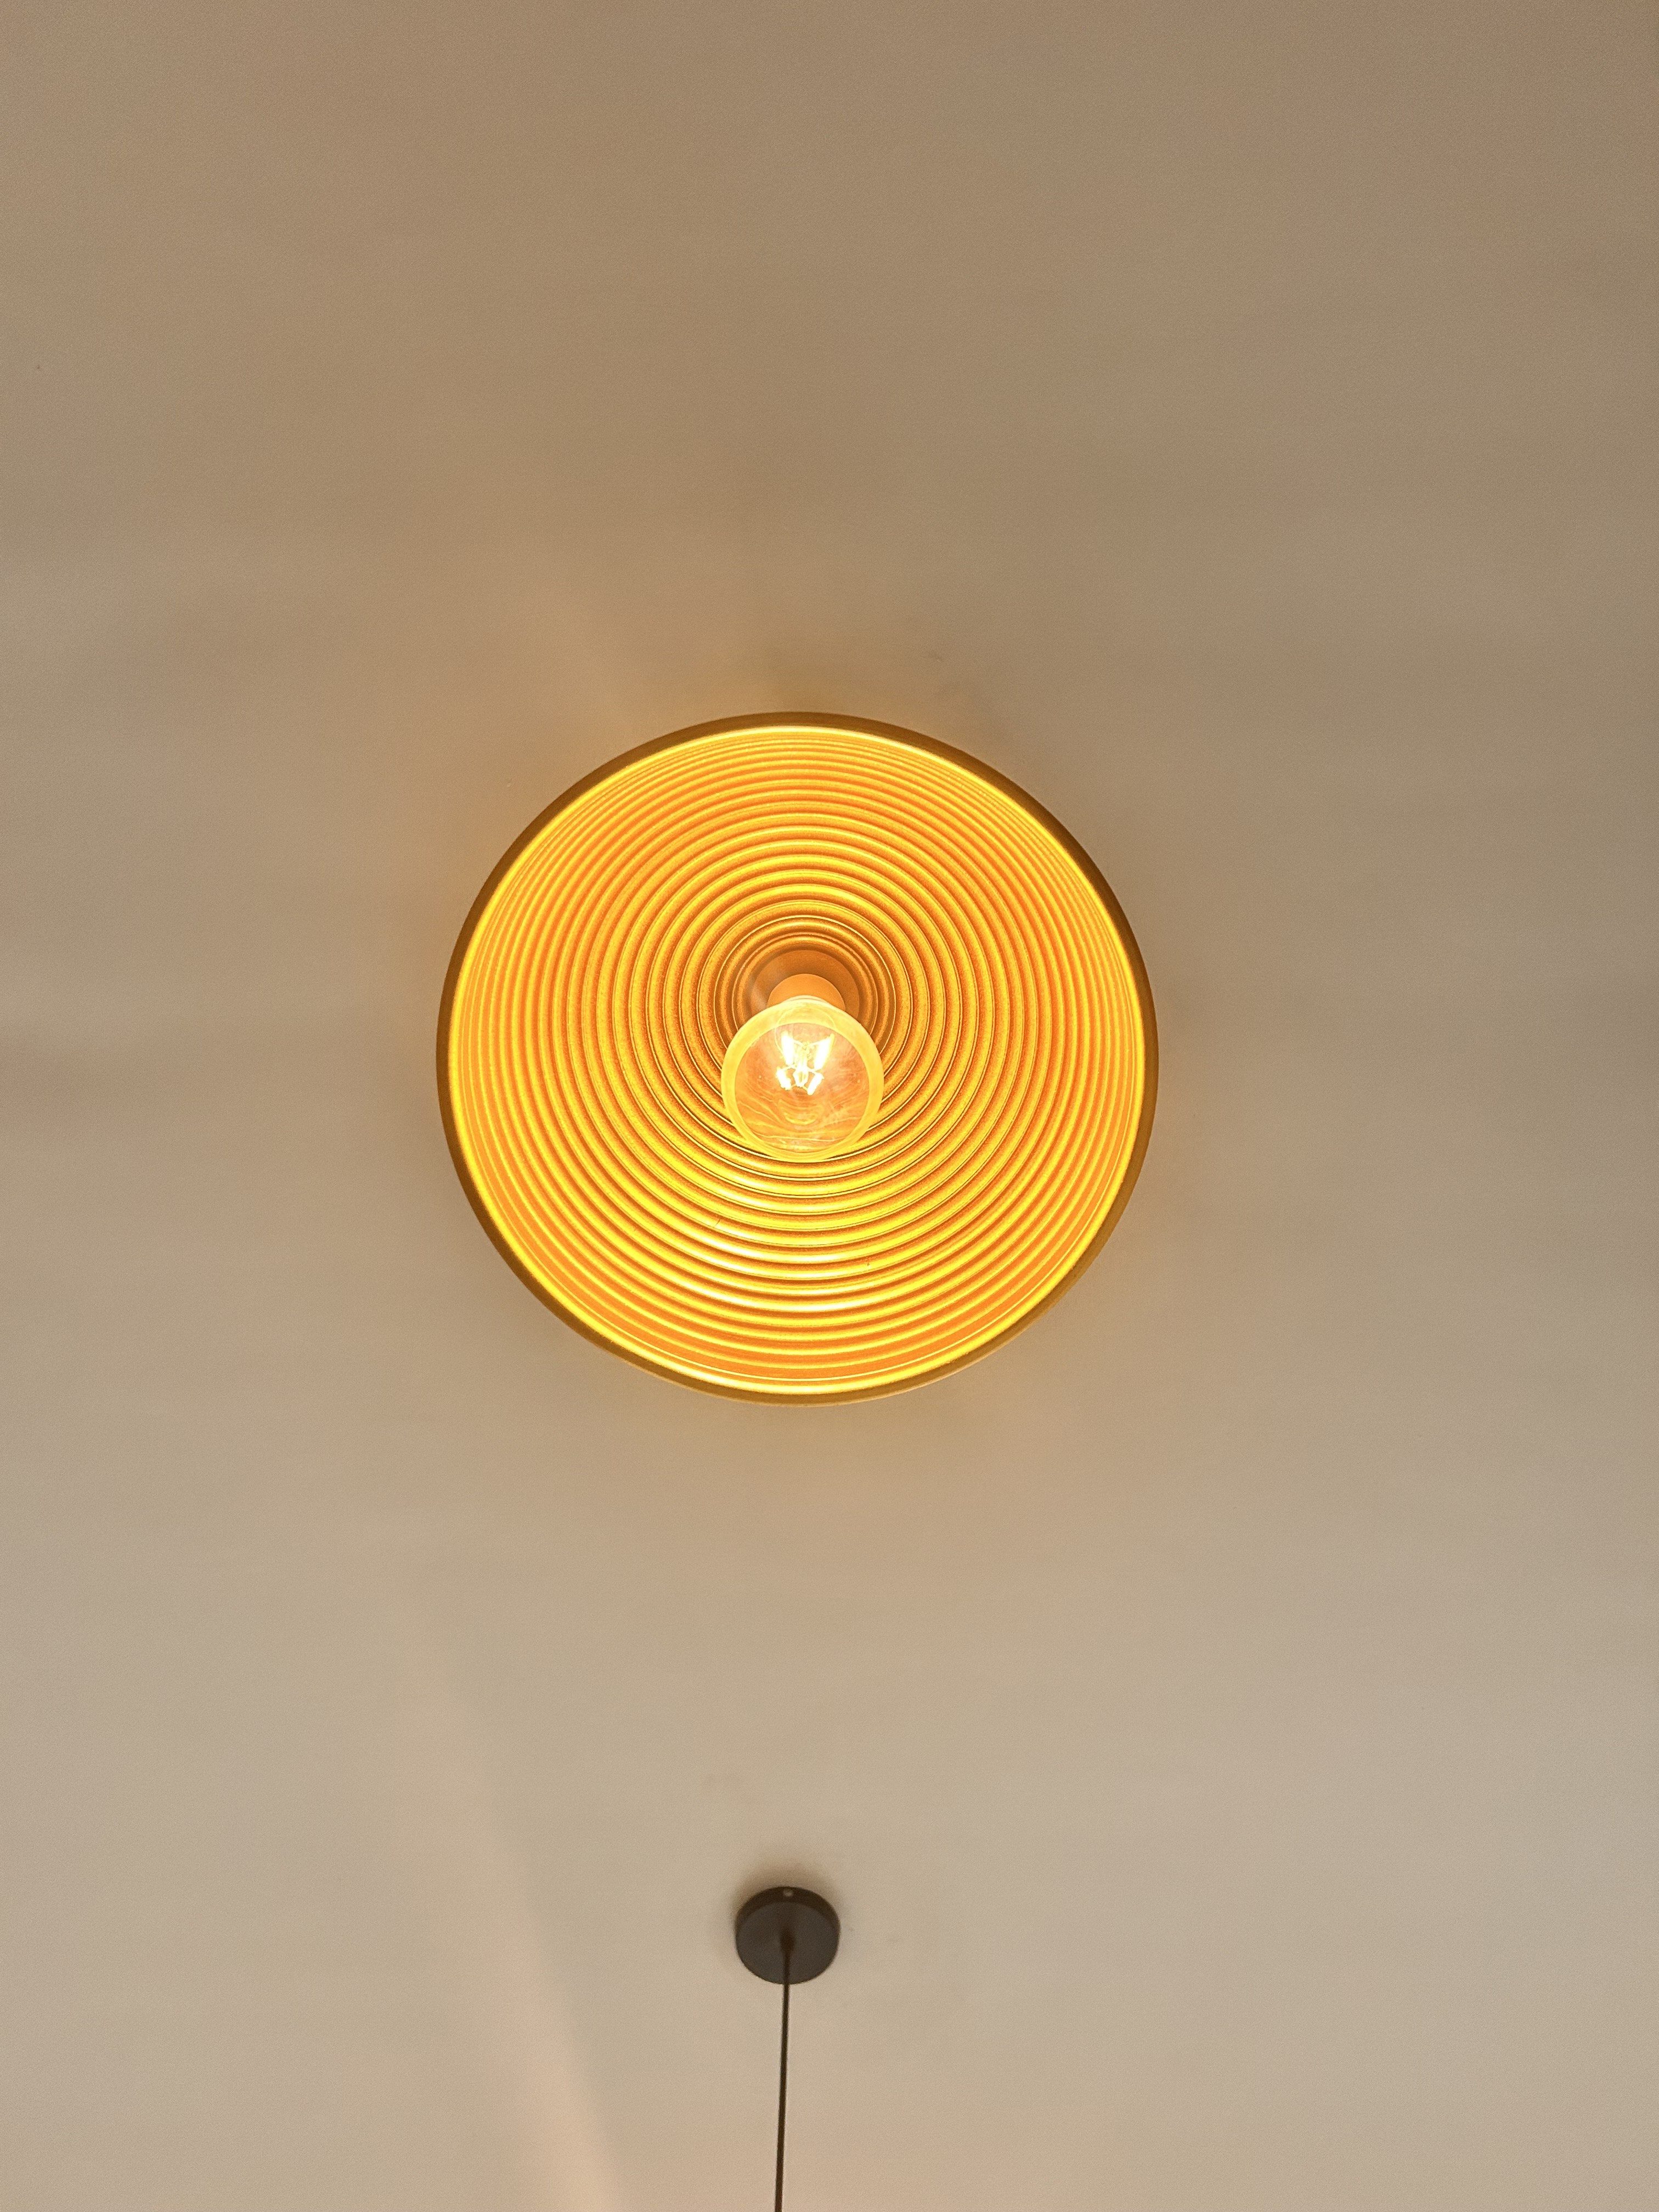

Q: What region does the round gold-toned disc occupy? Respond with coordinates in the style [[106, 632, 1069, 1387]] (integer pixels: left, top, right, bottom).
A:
[[439, 715, 1156, 1401]]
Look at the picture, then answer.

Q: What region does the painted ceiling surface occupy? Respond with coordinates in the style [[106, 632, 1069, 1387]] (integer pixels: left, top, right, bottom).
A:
[[3, 3, 1655, 2207]]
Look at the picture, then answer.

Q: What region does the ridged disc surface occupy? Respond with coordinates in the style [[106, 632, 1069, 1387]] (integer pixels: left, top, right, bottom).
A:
[[439, 716, 1156, 1400]]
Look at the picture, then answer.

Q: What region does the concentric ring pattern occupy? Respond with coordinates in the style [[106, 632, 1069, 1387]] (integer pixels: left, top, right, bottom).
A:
[[439, 716, 1156, 1400]]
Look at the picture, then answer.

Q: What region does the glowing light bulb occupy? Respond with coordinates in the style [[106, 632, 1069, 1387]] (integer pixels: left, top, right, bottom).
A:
[[721, 979, 883, 1161]]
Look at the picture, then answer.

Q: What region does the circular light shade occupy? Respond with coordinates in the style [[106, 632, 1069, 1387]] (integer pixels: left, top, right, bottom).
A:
[[439, 715, 1156, 1401], [721, 995, 884, 1161]]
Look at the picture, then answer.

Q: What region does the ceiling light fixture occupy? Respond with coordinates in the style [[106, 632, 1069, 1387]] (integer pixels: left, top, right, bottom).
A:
[[439, 714, 1156, 1399], [735, 1885, 840, 2212]]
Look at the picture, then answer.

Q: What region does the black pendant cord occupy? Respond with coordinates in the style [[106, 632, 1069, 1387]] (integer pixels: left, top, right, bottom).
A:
[[734, 1886, 838, 2212], [774, 1933, 793, 2212]]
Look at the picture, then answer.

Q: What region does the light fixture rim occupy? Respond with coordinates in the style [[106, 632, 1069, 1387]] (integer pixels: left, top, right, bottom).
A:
[[436, 710, 1159, 1404]]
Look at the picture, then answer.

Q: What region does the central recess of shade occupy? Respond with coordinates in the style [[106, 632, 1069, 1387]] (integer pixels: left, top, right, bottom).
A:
[[721, 976, 884, 1160]]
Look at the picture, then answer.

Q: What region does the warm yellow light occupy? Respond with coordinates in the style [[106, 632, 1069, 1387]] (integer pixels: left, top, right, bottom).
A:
[[721, 995, 884, 1160], [439, 714, 1156, 1401]]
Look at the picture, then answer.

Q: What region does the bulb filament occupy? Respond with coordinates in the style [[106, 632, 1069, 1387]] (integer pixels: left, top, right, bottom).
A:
[[775, 1030, 832, 1096]]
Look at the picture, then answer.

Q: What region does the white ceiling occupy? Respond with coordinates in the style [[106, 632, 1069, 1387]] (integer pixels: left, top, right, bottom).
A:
[[4, 2, 1656, 2207]]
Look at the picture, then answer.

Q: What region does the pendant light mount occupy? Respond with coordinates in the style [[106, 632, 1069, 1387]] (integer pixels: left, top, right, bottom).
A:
[[736, 1887, 839, 2212], [735, 1886, 840, 1984]]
